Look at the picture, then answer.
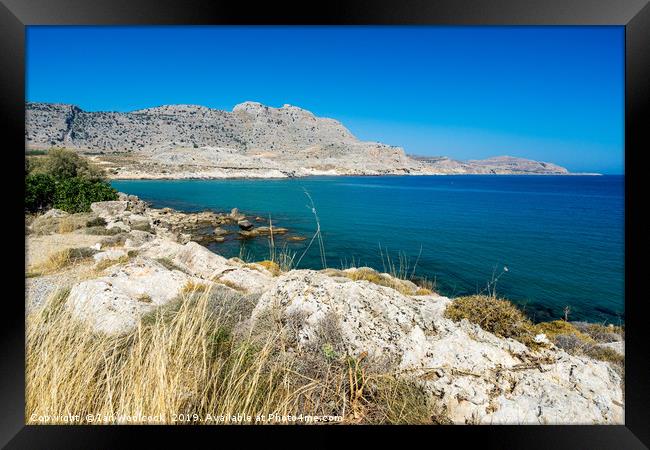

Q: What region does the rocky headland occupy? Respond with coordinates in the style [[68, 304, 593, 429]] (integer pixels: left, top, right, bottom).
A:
[[25, 194, 624, 424], [26, 102, 572, 178]]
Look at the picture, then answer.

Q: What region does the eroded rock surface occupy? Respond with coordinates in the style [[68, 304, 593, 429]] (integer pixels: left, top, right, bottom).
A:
[[66, 257, 200, 334], [248, 270, 624, 425]]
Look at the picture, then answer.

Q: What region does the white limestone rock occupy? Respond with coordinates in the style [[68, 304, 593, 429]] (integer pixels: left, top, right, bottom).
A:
[[93, 249, 128, 264], [66, 257, 197, 334], [249, 270, 624, 425], [141, 240, 272, 293], [90, 201, 128, 220]]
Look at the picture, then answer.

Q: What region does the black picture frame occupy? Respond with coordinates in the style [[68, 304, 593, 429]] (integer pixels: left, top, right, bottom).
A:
[[2, 0, 648, 447]]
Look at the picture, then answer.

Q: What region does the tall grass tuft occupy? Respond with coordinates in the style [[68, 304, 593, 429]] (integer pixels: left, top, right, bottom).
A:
[[296, 190, 327, 269], [267, 215, 296, 272], [27, 290, 303, 424]]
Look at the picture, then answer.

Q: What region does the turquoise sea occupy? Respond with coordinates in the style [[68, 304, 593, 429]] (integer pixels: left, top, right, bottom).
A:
[[112, 175, 624, 323]]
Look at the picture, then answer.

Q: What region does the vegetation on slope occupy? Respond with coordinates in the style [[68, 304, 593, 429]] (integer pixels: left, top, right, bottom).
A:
[[444, 294, 624, 370]]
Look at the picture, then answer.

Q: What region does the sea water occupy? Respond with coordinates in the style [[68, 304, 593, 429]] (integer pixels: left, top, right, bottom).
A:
[[112, 175, 624, 323]]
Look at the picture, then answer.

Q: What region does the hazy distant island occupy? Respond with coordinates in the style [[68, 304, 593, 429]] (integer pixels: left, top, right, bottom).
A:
[[25, 101, 580, 179]]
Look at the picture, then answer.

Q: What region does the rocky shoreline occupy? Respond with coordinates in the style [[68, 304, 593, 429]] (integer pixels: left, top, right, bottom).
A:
[[25, 194, 624, 424]]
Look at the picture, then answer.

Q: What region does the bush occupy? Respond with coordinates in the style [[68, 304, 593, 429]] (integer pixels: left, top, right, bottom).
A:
[[25, 149, 117, 213], [444, 295, 535, 344], [53, 177, 118, 213], [25, 174, 56, 212], [29, 148, 105, 182]]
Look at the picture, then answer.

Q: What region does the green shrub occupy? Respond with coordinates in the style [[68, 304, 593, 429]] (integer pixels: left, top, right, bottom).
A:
[[25, 174, 56, 212], [25, 149, 118, 213], [25, 149, 48, 156], [53, 177, 118, 213]]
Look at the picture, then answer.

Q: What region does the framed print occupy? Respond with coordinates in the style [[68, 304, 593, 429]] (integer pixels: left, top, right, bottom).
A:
[[1, 0, 648, 447]]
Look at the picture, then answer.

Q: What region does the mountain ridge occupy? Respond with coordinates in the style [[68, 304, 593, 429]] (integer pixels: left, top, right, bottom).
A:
[[26, 101, 574, 178]]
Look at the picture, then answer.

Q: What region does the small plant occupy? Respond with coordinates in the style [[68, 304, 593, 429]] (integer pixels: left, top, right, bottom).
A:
[[321, 343, 339, 361], [482, 265, 509, 298], [137, 293, 153, 303], [414, 287, 433, 296], [86, 216, 107, 227], [256, 260, 282, 276]]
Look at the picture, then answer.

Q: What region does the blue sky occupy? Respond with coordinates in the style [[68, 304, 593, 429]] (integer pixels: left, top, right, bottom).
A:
[[26, 26, 624, 174]]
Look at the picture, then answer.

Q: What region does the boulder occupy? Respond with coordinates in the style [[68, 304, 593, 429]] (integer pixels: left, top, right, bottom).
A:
[[66, 257, 199, 334], [123, 230, 156, 249], [106, 221, 130, 232], [213, 227, 229, 236], [254, 226, 288, 235], [230, 208, 245, 221], [93, 249, 128, 264], [249, 270, 624, 425], [141, 240, 272, 293], [91, 201, 128, 220], [238, 219, 253, 231], [125, 214, 151, 231]]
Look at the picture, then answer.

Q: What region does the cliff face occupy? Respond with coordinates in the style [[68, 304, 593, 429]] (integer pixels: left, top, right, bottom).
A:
[[26, 102, 571, 177]]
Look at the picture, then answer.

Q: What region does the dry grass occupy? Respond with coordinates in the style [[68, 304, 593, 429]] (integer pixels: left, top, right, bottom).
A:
[[583, 345, 624, 365], [212, 277, 246, 292], [26, 290, 439, 425], [27, 292, 299, 424], [57, 216, 81, 233], [30, 212, 99, 235], [154, 257, 187, 273], [27, 247, 96, 276], [444, 296, 625, 371], [344, 268, 422, 297], [250, 260, 281, 276], [534, 320, 624, 369], [444, 295, 536, 345], [535, 320, 593, 343], [414, 288, 433, 296], [181, 280, 212, 295], [94, 254, 131, 271]]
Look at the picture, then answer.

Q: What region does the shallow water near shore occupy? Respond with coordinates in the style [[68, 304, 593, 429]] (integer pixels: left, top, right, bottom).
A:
[[112, 175, 624, 323]]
